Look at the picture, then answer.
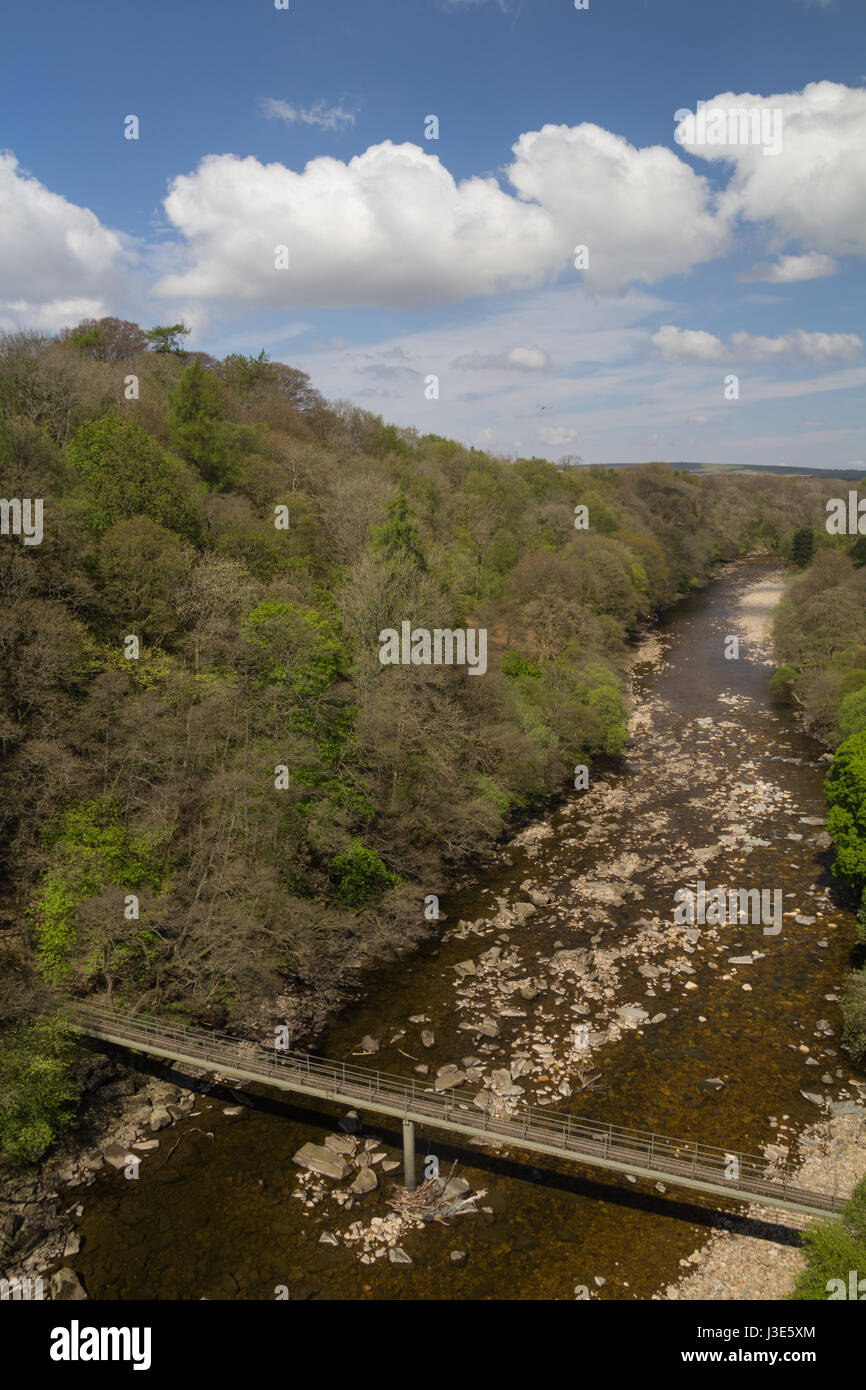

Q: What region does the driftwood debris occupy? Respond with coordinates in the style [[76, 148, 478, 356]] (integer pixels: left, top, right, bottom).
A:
[[575, 1062, 604, 1093], [386, 1161, 486, 1223], [157, 1127, 214, 1170]]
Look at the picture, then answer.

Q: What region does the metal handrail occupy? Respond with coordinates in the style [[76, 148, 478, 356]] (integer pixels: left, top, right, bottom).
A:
[[64, 1002, 850, 1214]]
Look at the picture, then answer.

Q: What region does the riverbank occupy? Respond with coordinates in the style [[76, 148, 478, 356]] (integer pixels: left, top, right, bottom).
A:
[[0, 1046, 208, 1299], [659, 1109, 866, 1300]]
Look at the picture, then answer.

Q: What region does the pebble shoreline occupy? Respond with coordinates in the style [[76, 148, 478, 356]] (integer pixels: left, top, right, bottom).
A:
[[657, 1111, 866, 1301]]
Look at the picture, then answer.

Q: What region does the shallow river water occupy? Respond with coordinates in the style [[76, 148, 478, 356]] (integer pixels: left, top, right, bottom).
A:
[[69, 560, 862, 1300]]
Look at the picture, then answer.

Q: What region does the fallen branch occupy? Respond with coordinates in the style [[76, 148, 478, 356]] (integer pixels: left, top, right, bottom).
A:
[[157, 1127, 214, 1170], [386, 1161, 483, 1224], [574, 1061, 604, 1093]]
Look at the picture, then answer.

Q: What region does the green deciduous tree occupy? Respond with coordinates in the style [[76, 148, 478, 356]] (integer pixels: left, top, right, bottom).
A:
[[789, 1176, 866, 1299], [66, 412, 198, 536], [331, 839, 400, 907], [825, 729, 866, 906], [98, 516, 190, 643], [0, 1015, 79, 1162], [839, 687, 866, 740], [31, 798, 171, 983], [769, 665, 799, 702], [841, 969, 866, 1059]]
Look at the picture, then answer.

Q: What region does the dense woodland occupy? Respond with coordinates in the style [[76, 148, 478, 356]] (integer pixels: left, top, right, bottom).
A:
[[775, 537, 866, 1294], [0, 315, 863, 1164], [770, 541, 866, 1072]]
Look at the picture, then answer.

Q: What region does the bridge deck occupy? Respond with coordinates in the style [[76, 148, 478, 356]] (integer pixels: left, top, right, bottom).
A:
[[67, 1004, 849, 1220]]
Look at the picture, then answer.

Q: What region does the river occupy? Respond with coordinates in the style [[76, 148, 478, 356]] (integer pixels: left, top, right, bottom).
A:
[[68, 559, 862, 1300]]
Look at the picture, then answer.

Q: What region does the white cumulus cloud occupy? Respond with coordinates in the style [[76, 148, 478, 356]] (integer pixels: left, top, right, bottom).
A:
[[679, 82, 866, 257], [145, 86, 866, 311], [153, 123, 732, 308], [0, 152, 131, 331], [653, 323, 862, 363], [5, 81, 865, 336], [652, 325, 728, 361], [507, 123, 730, 293], [155, 143, 558, 309]]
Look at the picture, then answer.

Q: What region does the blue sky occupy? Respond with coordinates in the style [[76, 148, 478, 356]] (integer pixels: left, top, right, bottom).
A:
[[2, 0, 864, 467]]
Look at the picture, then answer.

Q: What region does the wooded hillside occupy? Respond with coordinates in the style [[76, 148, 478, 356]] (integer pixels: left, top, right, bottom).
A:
[[0, 318, 859, 1159]]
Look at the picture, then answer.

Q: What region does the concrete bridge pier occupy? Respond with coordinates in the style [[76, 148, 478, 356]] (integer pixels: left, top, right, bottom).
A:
[[402, 1119, 416, 1190]]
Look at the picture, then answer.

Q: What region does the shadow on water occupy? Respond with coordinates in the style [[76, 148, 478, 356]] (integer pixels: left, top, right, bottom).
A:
[[78, 1039, 805, 1249]]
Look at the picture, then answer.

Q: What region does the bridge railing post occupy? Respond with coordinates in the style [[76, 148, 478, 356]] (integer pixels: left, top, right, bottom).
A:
[[88, 1012, 840, 1213]]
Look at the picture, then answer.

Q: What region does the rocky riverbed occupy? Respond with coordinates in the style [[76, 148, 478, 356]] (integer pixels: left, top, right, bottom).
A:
[[7, 560, 864, 1301]]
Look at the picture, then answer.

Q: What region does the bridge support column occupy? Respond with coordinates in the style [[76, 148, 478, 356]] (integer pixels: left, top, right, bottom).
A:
[[402, 1119, 416, 1190]]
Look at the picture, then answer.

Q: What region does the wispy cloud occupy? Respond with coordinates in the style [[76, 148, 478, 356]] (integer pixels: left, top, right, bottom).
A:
[[439, 0, 511, 9], [260, 97, 357, 132], [451, 346, 551, 371]]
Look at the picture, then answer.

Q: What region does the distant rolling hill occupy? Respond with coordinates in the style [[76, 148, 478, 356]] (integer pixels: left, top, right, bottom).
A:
[[590, 462, 866, 481]]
